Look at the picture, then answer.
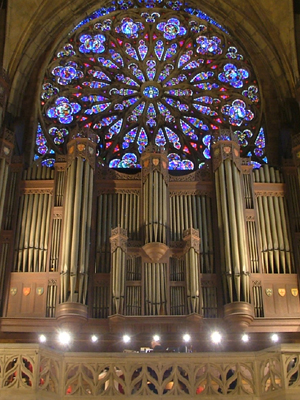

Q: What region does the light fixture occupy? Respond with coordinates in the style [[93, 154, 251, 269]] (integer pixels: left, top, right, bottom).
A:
[[58, 331, 72, 345], [39, 334, 47, 343], [153, 335, 160, 342], [91, 335, 98, 343], [211, 331, 222, 344], [123, 334, 131, 344], [271, 333, 279, 343], [241, 333, 249, 343], [183, 334, 191, 343]]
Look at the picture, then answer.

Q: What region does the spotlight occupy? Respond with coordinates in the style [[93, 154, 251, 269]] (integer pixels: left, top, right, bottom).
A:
[[123, 334, 131, 344], [58, 331, 72, 345], [241, 334, 249, 343], [91, 335, 98, 343], [153, 335, 160, 342], [39, 334, 47, 343], [183, 334, 191, 343], [211, 331, 222, 344], [271, 333, 279, 343]]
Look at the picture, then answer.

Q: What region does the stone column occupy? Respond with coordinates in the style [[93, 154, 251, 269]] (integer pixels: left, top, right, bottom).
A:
[[212, 131, 253, 329]]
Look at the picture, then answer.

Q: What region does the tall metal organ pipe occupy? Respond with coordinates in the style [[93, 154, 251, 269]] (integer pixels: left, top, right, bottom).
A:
[[59, 135, 96, 304], [212, 135, 252, 325]]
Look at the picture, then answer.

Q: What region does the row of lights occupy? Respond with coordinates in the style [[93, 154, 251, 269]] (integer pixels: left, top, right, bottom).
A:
[[39, 332, 280, 346]]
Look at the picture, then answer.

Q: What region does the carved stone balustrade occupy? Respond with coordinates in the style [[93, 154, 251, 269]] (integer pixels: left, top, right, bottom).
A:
[[0, 344, 300, 399]]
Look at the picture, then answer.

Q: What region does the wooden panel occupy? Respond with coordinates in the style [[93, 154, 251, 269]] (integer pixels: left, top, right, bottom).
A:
[[6, 273, 58, 317]]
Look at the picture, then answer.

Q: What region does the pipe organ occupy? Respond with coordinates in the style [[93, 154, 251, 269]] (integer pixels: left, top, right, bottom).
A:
[[1, 138, 300, 335]]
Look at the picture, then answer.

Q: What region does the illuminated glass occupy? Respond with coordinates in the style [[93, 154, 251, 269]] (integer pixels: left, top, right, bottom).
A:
[[37, 0, 264, 169]]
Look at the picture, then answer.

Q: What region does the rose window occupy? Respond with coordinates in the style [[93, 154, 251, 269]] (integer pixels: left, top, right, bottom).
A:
[[37, 0, 265, 169]]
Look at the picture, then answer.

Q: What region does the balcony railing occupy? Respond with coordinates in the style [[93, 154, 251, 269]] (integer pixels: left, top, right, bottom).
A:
[[0, 344, 300, 399]]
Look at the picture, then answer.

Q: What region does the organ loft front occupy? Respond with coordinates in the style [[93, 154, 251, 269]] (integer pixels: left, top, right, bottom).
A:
[[1, 133, 300, 349]]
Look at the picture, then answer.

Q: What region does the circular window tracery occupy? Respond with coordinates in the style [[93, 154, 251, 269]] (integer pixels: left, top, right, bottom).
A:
[[37, 1, 266, 169]]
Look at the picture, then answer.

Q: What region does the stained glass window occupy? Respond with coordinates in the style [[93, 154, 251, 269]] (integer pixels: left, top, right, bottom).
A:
[[37, 0, 265, 170]]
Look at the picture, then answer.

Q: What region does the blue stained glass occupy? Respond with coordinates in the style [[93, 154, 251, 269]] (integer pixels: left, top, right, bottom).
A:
[[193, 103, 216, 116], [143, 85, 160, 98], [41, 158, 55, 167], [82, 81, 109, 88], [91, 103, 111, 113], [164, 43, 177, 60], [180, 120, 197, 140], [47, 97, 81, 124], [137, 128, 148, 152], [242, 85, 259, 103], [138, 40, 148, 60], [203, 147, 211, 159], [129, 63, 145, 82], [94, 19, 112, 31], [157, 18, 187, 40], [218, 63, 248, 88], [98, 57, 119, 68], [123, 127, 138, 148], [157, 101, 175, 123], [81, 95, 109, 102], [154, 40, 164, 60], [94, 115, 118, 129], [116, 74, 140, 87], [109, 49, 124, 66], [141, 11, 160, 23], [226, 46, 243, 60], [193, 82, 219, 90], [41, 83, 59, 100], [125, 43, 139, 60], [191, 71, 214, 82], [164, 75, 187, 87], [155, 128, 166, 146], [165, 127, 180, 149], [146, 60, 156, 80], [106, 119, 123, 139], [115, 18, 144, 39], [183, 60, 204, 70], [109, 153, 140, 168], [52, 62, 83, 85], [221, 99, 254, 126], [234, 129, 253, 147], [123, 97, 139, 108], [57, 44, 76, 58], [165, 89, 192, 97], [49, 127, 69, 145], [158, 64, 174, 82], [88, 69, 111, 81], [196, 36, 222, 55], [109, 88, 138, 96], [255, 127, 265, 148], [168, 153, 193, 170], [127, 102, 145, 121], [178, 50, 193, 68], [79, 34, 106, 53], [146, 103, 156, 127]]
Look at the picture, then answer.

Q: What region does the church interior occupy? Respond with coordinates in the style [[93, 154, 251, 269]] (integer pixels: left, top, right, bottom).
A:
[[0, 0, 300, 398]]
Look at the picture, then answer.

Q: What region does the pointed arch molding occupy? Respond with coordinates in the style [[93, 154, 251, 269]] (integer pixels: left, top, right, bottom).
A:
[[6, 0, 295, 164]]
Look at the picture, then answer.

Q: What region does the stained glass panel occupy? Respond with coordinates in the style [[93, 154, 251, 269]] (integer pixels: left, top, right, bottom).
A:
[[37, 0, 265, 169]]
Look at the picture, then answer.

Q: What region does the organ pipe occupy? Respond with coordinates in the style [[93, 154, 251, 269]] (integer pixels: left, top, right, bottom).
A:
[[60, 135, 96, 304], [183, 228, 201, 314], [110, 227, 128, 314], [212, 138, 251, 304]]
